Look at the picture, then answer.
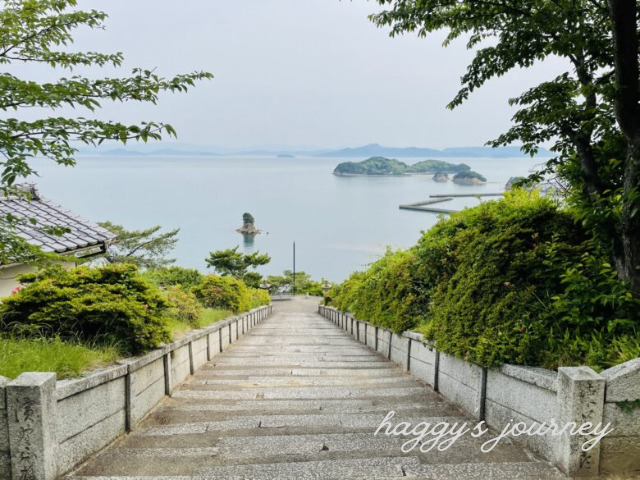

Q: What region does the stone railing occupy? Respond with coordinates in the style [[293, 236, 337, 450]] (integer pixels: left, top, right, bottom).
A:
[[318, 305, 640, 478], [0, 304, 273, 480]]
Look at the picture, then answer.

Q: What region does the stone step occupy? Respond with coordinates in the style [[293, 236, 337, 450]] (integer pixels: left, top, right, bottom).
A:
[[188, 376, 420, 388], [157, 392, 455, 413], [73, 431, 529, 473], [223, 345, 373, 351], [171, 385, 426, 400], [216, 354, 384, 361], [147, 404, 459, 425], [197, 367, 404, 377], [73, 453, 562, 480], [101, 447, 219, 458], [404, 461, 566, 479], [143, 414, 466, 436], [210, 432, 529, 465], [71, 457, 415, 479], [191, 458, 563, 480], [193, 456, 420, 479], [157, 398, 448, 414], [210, 360, 393, 368], [71, 460, 564, 480]]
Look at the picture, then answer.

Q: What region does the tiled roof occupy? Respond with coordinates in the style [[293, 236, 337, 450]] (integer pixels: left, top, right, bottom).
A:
[[0, 185, 116, 255]]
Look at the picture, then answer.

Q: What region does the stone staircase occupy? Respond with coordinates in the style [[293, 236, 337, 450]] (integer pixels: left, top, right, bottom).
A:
[[68, 297, 565, 480]]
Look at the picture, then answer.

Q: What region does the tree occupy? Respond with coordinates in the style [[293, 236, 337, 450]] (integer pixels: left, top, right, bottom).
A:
[[205, 246, 270, 285], [142, 266, 204, 290], [266, 270, 322, 295], [371, 0, 640, 295], [242, 212, 255, 226], [98, 221, 179, 269], [0, 0, 212, 263]]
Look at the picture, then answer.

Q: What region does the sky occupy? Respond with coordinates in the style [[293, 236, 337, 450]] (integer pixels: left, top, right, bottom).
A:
[[18, 0, 569, 150]]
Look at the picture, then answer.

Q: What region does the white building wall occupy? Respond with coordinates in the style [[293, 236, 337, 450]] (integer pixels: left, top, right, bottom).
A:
[[0, 261, 76, 299]]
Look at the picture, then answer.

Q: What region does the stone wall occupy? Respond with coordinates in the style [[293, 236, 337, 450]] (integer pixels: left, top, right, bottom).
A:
[[319, 305, 640, 478], [1, 305, 273, 480]]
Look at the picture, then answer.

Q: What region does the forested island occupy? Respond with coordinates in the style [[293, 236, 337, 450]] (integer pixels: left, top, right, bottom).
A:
[[333, 156, 472, 176], [452, 170, 487, 185]]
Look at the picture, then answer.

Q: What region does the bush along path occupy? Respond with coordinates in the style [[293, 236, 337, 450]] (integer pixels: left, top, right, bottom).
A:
[[331, 190, 640, 371], [69, 297, 564, 480], [0, 264, 271, 379]]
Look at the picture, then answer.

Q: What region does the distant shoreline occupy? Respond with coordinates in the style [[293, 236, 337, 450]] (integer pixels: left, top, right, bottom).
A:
[[333, 172, 491, 185], [76, 143, 552, 159], [333, 172, 436, 177]]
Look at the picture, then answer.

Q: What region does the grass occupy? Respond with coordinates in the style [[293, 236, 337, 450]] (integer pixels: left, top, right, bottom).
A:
[[250, 298, 264, 309], [0, 308, 232, 380], [0, 337, 121, 380], [166, 307, 232, 339]]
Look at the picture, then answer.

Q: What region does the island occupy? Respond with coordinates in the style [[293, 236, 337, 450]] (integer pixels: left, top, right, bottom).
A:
[[433, 172, 449, 182], [333, 156, 472, 176], [452, 171, 487, 185], [506, 176, 526, 190], [236, 212, 261, 235], [277, 153, 295, 158]]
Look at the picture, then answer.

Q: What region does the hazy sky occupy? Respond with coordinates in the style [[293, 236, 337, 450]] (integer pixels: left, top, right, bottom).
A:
[[21, 0, 568, 149]]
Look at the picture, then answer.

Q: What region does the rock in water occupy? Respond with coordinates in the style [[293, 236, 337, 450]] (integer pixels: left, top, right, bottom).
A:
[[236, 224, 261, 235]]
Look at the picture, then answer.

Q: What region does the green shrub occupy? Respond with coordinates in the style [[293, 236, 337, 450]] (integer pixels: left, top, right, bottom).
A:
[[0, 336, 121, 379], [0, 264, 171, 354], [333, 189, 639, 370], [192, 275, 251, 312], [541, 252, 640, 369], [333, 249, 420, 332], [142, 266, 204, 290], [250, 288, 271, 308], [165, 285, 202, 325], [420, 190, 589, 367]]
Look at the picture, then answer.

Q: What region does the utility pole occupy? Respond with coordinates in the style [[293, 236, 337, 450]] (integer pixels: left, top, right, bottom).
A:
[[292, 241, 296, 296]]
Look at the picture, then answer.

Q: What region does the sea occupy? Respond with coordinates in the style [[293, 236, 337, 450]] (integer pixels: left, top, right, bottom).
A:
[[28, 155, 545, 282]]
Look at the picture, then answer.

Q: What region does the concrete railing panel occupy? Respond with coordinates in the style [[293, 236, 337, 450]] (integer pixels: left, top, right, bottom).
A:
[[437, 351, 483, 417], [56, 372, 127, 474], [484, 368, 559, 463], [170, 343, 191, 387], [389, 333, 410, 370], [600, 357, 640, 474]]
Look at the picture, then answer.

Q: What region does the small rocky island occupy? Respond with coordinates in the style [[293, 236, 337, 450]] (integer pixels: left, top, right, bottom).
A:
[[236, 212, 261, 235], [433, 172, 449, 182], [452, 171, 487, 185], [333, 156, 472, 176]]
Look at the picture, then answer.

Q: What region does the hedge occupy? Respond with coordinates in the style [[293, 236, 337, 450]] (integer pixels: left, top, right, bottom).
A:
[[0, 264, 171, 354], [332, 190, 640, 369]]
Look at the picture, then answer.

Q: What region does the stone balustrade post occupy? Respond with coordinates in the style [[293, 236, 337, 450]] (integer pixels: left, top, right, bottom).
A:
[[555, 367, 605, 477], [6, 373, 58, 480]]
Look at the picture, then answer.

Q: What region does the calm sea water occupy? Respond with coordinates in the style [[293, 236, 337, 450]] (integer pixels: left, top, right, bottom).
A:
[[29, 155, 544, 281]]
